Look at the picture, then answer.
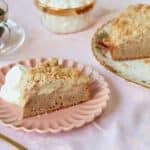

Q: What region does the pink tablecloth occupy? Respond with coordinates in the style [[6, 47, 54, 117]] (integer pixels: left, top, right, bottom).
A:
[[0, 0, 150, 149]]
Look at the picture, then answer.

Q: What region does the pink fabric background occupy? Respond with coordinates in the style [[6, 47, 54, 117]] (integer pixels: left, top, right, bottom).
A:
[[0, 0, 149, 149]]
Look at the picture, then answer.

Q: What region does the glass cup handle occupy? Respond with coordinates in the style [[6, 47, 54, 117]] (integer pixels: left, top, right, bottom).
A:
[[0, 21, 10, 44]]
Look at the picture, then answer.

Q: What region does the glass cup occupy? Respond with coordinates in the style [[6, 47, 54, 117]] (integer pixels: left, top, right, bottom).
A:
[[0, 0, 25, 56], [35, 0, 96, 34], [0, 0, 9, 49]]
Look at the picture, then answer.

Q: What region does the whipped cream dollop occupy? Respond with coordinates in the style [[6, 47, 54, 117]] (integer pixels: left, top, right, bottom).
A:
[[40, 0, 93, 9], [0, 65, 28, 105]]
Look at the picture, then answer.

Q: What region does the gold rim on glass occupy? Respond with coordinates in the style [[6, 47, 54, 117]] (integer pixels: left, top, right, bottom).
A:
[[35, 0, 95, 16]]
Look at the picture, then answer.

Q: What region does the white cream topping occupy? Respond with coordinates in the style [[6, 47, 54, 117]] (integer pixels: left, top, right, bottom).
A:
[[0, 65, 28, 105], [43, 12, 93, 33], [40, 0, 93, 9]]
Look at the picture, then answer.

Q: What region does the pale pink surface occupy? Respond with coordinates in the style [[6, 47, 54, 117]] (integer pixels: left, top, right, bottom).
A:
[[0, 58, 110, 133], [0, 0, 149, 150]]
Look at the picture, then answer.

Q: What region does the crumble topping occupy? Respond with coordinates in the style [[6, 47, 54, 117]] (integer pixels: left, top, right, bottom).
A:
[[99, 4, 150, 47], [23, 59, 89, 91]]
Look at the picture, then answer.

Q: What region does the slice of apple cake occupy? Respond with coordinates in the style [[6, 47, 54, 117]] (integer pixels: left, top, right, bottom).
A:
[[20, 59, 91, 118]]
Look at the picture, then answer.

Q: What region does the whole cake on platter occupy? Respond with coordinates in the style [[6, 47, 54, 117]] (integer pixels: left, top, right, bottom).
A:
[[92, 4, 150, 60], [0, 59, 91, 119]]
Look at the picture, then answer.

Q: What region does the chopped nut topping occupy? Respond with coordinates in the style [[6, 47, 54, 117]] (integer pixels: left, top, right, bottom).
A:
[[22, 59, 88, 91], [101, 4, 150, 46]]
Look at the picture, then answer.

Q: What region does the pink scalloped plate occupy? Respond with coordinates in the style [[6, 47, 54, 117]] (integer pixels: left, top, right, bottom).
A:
[[0, 58, 110, 133]]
